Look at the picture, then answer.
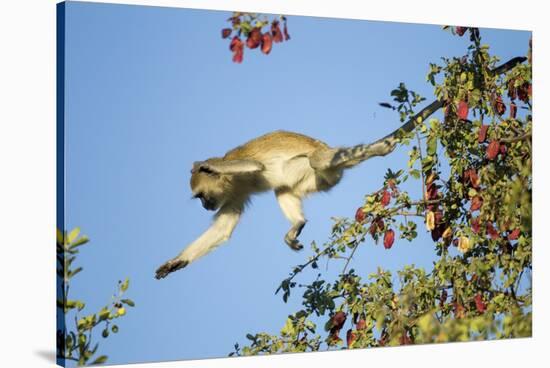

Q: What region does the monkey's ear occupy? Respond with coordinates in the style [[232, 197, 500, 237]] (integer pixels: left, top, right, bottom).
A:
[[192, 160, 264, 175]]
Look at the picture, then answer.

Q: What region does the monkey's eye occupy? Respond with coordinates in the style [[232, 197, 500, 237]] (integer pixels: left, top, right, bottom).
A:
[[193, 192, 204, 199]]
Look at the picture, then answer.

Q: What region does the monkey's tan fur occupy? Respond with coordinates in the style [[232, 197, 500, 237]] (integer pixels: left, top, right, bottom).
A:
[[155, 130, 396, 279]]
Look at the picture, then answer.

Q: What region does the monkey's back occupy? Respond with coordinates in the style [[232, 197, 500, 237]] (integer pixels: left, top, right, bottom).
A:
[[224, 130, 329, 161]]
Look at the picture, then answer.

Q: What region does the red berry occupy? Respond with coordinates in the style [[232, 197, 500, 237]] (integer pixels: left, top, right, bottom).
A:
[[478, 125, 489, 143], [508, 228, 521, 240], [456, 26, 467, 36], [261, 33, 272, 54], [486, 222, 499, 240], [486, 140, 500, 160], [399, 333, 412, 345], [518, 82, 531, 103], [369, 218, 384, 237], [221, 28, 232, 39], [380, 190, 391, 206], [494, 95, 506, 115], [246, 28, 262, 49], [508, 79, 517, 100], [464, 168, 480, 189], [271, 20, 283, 43], [383, 229, 395, 249], [474, 294, 487, 313], [355, 207, 366, 223], [471, 217, 481, 234], [470, 196, 483, 212], [229, 36, 244, 63], [346, 329, 357, 347], [331, 311, 347, 330], [457, 100, 469, 120]]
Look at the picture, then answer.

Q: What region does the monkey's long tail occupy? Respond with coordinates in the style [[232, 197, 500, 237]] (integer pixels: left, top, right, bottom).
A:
[[329, 55, 527, 169], [330, 99, 442, 168]]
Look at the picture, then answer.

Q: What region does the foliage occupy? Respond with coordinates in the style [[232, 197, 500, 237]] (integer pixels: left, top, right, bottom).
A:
[[56, 228, 135, 366], [221, 12, 290, 63], [230, 26, 532, 356]]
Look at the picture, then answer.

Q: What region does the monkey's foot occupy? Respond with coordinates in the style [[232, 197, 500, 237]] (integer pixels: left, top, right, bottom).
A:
[[155, 258, 189, 279], [284, 222, 306, 251], [285, 234, 304, 251]]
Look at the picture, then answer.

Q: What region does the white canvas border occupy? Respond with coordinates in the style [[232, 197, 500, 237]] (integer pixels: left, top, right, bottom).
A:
[[0, 1, 548, 367]]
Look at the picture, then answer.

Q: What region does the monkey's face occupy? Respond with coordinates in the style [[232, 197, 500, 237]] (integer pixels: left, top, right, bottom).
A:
[[190, 168, 231, 211]]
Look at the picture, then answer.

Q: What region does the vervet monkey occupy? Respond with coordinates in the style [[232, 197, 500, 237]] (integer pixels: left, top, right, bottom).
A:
[[155, 130, 398, 279]]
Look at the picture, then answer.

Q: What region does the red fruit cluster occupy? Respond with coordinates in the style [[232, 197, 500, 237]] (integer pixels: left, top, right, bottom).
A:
[[486, 222, 500, 240], [399, 332, 412, 345], [271, 20, 284, 43], [425, 181, 439, 202], [471, 217, 481, 233], [246, 27, 262, 49], [229, 36, 244, 63], [356, 319, 366, 330], [369, 218, 384, 237], [463, 168, 480, 189], [470, 196, 483, 212], [508, 228, 521, 240], [457, 100, 469, 120], [346, 329, 357, 347], [224, 17, 290, 63], [261, 33, 273, 54], [478, 125, 489, 143], [474, 294, 487, 313], [430, 211, 445, 241], [509, 78, 531, 103], [355, 207, 366, 223], [455, 26, 468, 36], [486, 140, 500, 160], [518, 83, 532, 103], [327, 311, 347, 344], [380, 190, 391, 206], [330, 311, 347, 331], [383, 229, 395, 249], [494, 95, 506, 115], [221, 28, 232, 39], [453, 301, 465, 319]]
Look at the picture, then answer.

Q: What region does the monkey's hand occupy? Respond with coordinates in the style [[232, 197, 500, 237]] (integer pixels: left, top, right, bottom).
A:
[[155, 257, 189, 279]]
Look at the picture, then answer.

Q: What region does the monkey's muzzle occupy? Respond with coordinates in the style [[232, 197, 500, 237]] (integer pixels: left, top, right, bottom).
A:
[[200, 197, 218, 211]]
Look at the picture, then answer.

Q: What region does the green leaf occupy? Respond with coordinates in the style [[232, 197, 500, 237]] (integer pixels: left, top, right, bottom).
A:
[[91, 355, 108, 365], [427, 136, 438, 156], [70, 235, 89, 248], [67, 228, 80, 244], [98, 307, 110, 321], [69, 267, 83, 278], [121, 299, 135, 307], [120, 278, 129, 292]]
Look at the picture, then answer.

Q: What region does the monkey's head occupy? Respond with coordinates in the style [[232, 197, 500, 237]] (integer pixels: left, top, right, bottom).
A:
[[190, 159, 233, 211]]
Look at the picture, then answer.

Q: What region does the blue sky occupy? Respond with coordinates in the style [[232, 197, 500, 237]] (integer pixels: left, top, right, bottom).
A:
[[62, 1, 531, 365]]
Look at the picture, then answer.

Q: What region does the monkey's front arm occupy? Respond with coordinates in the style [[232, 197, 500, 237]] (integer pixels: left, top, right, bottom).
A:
[[155, 207, 241, 279]]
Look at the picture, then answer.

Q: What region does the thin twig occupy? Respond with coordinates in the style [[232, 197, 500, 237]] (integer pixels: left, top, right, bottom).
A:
[[342, 242, 361, 274]]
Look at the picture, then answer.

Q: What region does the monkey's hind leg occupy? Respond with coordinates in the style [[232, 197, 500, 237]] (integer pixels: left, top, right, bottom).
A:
[[276, 190, 306, 251]]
